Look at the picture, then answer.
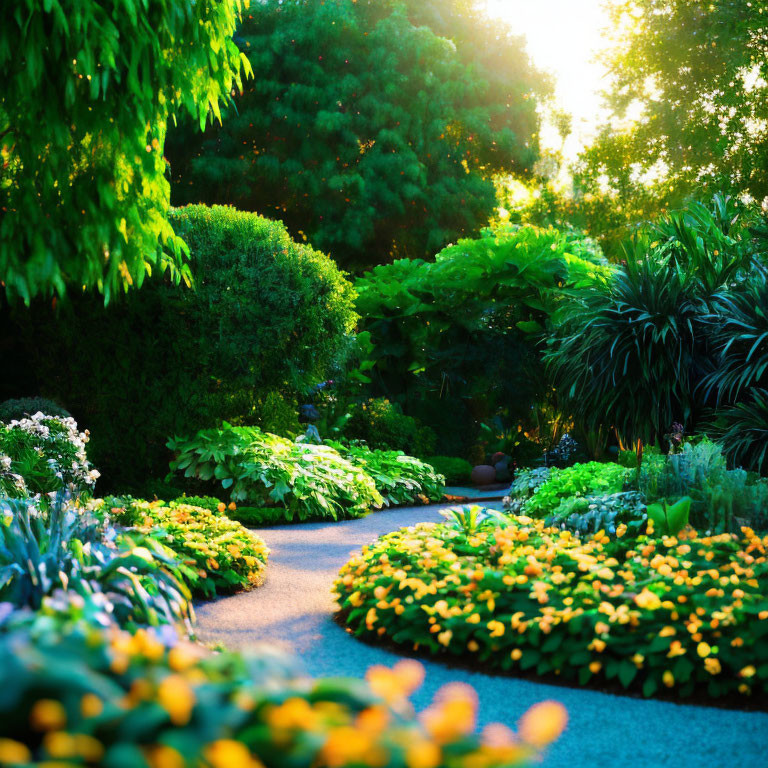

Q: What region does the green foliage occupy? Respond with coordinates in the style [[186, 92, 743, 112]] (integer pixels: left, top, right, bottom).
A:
[[106, 498, 269, 599], [329, 443, 445, 507], [546, 491, 647, 539], [580, 2, 768, 222], [168, 0, 548, 268], [708, 391, 768, 477], [355, 224, 606, 456], [0, 493, 190, 629], [0, 0, 250, 302], [522, 462, 632, 518], [0, 413, 98, 497], [637, 440, 767, 531], [646, 497, 692, 537], [546, 198, 763, 445], [2, 206, 355, 492], [344, 399, 436, 457], [0, 610, 551, 768], [425, 456, 473, 486], [336, 516, 768, 700], [168, 426, 383, 522], [0, 397, 70, 422], [440, 504, 508, 536]]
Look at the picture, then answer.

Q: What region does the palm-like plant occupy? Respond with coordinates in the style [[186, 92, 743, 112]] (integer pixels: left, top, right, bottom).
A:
[[545, 251, 703, 445], [0, 493, 191, 630], [707, 390, 768, 474]]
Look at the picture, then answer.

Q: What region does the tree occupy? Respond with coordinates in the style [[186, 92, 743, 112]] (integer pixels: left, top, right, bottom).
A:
[[167, 0, 548, 269], [0, 0, 251, 302], [577, 0, 768, 226]]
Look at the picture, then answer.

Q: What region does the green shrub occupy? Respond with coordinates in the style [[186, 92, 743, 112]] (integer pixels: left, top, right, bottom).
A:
[[709, 390, 768, 476], [2, 205, 356, 493], [330, 443, 445, 507], [0, 610, 561, 767], [0, 397, 71, 422], [169, 495, 289, 528], [637, 439, 767, 531], [335, 516, 768, 700], [344, 399, 436, 457], [0, 413, 98, 497], [426, 456, 473, 485], [0, 494, 189, 630], [106, 498, 269, 599], [168, 426, 382, 522], [522, 462, 632, 518], [546, 491, 647, 538]]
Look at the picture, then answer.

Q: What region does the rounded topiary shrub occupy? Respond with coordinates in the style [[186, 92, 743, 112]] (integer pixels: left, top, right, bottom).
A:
[[0, 397, 71, 423], [2, 206, 357, 492], [335, 514, 768, 701]]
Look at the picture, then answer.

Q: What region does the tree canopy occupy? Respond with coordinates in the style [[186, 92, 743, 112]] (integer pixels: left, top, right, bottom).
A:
[[0, 0, 251, 302], [575, 0, 768, 233], [167, 0, 549, 269]]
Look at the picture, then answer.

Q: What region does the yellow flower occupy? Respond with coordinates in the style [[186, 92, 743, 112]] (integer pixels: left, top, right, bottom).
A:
[[405, 739, 441, 768], [487, 620, 505, 638], [662, 670, 675, 687], [204, 740, 264, 768], [589, 661, 602, 674], [616, 523, 627, 538], [157, 674, 195, 726], [438, 629, 453, 647], [518, 700, 568, 747], [30, 699, 67, 731], [704, 658, 722, 675], [697, 642, 711, 658], [0, 739, 31, 765], [80, 693, 103, 718], [510, 648, 523, 661], [634, 588, 661, 611], [739, 665, 756, 678]]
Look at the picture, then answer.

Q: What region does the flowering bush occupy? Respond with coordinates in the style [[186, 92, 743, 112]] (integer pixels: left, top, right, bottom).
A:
[[329, 443, 445, 507], [0, 412, 99, 497], [106, 499, 269, 599], [0, 610, 565, 768], [168, 425, 382, 522], [335, 515, 768, 700]]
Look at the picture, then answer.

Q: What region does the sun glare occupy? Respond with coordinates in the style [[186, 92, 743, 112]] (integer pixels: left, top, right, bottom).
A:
[[484, 0, 612, 156]]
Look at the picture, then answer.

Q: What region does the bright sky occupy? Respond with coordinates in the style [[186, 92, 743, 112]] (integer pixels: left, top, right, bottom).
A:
[[484, 0, 612, 157]]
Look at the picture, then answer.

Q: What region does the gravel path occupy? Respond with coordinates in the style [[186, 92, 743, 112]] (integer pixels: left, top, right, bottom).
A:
[[195, 502, 768, 768]]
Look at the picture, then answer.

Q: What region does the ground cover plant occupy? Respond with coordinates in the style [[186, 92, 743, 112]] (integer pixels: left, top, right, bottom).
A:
[[0, 606, 566, 768], [335, 513, 768, 700], [105, 498, 269, 599], [2, 206, 356, 493], [168, 425, 382, 522]]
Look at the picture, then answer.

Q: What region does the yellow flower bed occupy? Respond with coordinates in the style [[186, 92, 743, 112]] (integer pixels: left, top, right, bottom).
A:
[[334, 516, 768, 700], [110, 500, 269, 598], [0, 615, 567, 767]]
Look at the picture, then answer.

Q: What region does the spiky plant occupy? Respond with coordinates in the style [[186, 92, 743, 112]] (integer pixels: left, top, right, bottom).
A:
[[707, 390, 768, 474]]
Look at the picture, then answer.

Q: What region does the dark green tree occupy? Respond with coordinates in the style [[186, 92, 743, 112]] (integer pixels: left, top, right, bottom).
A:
[[167, 0, 548, 268], [0, 0, 250, 302]]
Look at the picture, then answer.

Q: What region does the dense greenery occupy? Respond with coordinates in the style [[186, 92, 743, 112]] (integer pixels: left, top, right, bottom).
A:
[[167, 0, 548, 268], [169, 426, 383, 522], [354, 224, 606, 457], [1, 206, 355, 492], [546, 198, 767, 453], [0, 0, 250, 302], [577, 0, 768, 229], [329, 443, 445, 507], [426, 456, 474, 486], [336, 515, 768, 700]]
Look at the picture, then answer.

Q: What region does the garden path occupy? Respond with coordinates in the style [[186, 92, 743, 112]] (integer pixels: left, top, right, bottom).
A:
[[195, 502, 768, 768]]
